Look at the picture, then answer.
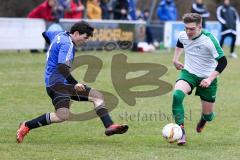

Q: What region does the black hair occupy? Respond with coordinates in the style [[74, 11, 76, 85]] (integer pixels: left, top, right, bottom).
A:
[[70, 21, 94, 37]]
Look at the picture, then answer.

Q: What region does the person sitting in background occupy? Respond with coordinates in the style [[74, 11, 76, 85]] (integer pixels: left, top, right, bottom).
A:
[[27, 0, 57, 22], [87, 0, 102, 19], [157, 0, 177, 21], [64, 0, 84, 19], [191, 0, 210, 28]]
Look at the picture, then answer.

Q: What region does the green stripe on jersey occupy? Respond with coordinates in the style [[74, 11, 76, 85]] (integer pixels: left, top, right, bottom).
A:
[[202, 30, 224, 60]]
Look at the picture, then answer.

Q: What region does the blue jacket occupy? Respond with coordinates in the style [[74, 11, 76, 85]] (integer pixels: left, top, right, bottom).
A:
[[157, 0, 177, 21]]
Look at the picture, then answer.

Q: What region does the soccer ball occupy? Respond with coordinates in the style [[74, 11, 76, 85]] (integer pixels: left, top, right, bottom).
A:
[[162, 123, 183, 143]]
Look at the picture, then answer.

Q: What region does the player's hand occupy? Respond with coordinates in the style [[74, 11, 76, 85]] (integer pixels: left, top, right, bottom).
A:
[[199, 78, 212, 88], [173, 61, 184, 70], [74, 83, 86, 92]]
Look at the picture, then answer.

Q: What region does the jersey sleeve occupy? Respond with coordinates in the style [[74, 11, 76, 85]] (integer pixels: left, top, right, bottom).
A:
[[176, 31, 185, 48], [176, 39, 184, 48], [208, 33, 224, 60], [58, 42, 74, 67]]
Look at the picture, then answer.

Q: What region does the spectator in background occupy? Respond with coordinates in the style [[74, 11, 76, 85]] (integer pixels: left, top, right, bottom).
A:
[[191, 0, 210, 28], [28, 0, 57, 53], [54, 0, 71, 19], [128, 0, 137, 20], [87, 0, 102, 19], [135, 9, 156, 52], [112, 0, 129, 20], [143, 9, 154, 45], [27, 0, 57, 22], [100, 0, 110, 19], [217, 0, 239, 58], [107, 0, 115, 19], [135, 9, 143, 20], [157, 0, 177, 21], [64, 0, 84, 19]]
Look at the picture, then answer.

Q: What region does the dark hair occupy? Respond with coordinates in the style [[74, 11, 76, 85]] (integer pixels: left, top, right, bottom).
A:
[[70, 21, 94, 37], [182, 13, 202, 25]]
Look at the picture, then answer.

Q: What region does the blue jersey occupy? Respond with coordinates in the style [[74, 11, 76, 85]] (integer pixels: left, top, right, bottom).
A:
[[44, 31, 75, 87]]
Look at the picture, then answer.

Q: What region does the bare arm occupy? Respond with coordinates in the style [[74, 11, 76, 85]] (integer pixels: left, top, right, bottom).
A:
[[173, 47, 184, 70]]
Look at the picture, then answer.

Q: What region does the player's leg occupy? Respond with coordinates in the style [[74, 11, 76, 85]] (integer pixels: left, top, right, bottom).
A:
[[196, 100, 215, 133], [17, 107, 70, 143], [88, 89, 128, 136], [172, 80, 191, 126], [50, 107, 70, 123], [16, 108, 70, 143], [172, 80, 191, 145], [71, 86, 128, 136], [16, 87, 71, 143], [87, 88, 113, 127], [172, 70, 198, 145], [195, 78, 217, 133]]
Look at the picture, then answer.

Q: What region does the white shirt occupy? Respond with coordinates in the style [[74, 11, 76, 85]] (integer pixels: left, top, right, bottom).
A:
[[178, 30, 224, 77]]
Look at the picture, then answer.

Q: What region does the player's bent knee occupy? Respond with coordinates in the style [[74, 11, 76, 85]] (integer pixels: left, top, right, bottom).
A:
[[89, 89, 104, 106], [55, 108, 70, 122], [173, 90, 185, 105], [90, 89, 104, 99]]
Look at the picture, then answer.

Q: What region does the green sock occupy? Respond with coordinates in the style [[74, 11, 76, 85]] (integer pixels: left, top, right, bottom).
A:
[[202, 112, 215, 121], [172, 90, 185, 125]]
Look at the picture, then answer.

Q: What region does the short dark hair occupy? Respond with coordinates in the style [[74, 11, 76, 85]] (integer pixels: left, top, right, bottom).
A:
[[182, 13, 202, 25], [70, 21, 94, 37]]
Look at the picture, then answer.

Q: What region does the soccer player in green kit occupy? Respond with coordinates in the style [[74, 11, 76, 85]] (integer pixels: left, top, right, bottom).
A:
[[172, 13, 227, 145]]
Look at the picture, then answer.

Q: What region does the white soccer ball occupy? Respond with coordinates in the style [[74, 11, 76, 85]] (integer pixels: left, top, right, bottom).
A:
[[162, 123, 183, 143]]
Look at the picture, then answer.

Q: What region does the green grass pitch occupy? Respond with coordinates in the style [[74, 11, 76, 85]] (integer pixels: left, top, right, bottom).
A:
[[0, 48, 240, 160]]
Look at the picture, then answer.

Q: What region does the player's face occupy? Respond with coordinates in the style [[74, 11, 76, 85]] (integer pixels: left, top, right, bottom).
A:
[[73, 32, 89, 46], [184, 22, 202, 40]]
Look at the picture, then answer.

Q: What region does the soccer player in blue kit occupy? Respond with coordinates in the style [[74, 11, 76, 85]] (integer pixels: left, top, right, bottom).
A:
[[16, 21, 128, 143]]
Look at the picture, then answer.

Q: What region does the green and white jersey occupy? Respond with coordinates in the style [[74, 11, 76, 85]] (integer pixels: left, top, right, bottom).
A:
[[178, 30, 224, 78]]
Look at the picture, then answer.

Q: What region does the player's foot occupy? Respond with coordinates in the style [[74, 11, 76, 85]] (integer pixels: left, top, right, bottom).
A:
[[177, 125, 186, 146], [16, 122, 30, 143], [196, 118, 207, 133], [105, 124, 128, 136]]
